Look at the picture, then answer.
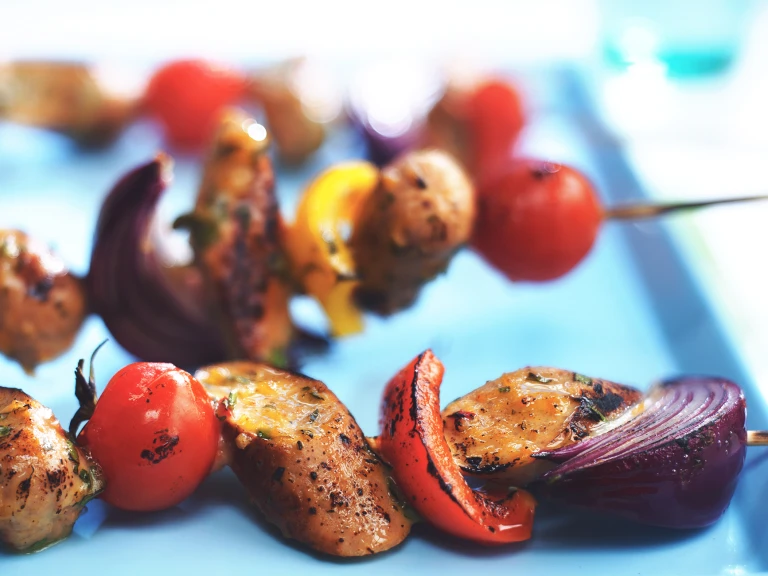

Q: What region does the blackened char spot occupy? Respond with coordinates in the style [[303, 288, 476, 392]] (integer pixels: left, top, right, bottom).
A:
[[460, 461, 513, 475], [339, 434, 351, 446], [447, 410, 475, 431], [140, 433, 180, 464], [28, 277, 54, 301], [46, 468, 66, 489], [272, 467, 285, 483], [17, 476, 32, 503], [593, 392, 624, 414]]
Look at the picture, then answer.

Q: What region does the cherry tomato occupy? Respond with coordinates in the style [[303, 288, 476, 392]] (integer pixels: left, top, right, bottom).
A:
[[144, 60, 245, 149], [78, 362, 219, 511], [472, 159, 603, 282], [467, 78, 525, 178]]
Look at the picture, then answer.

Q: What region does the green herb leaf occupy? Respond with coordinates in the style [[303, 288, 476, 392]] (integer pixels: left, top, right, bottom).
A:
[[574, 373, 593, 386], [268, 348, 288, 368], [527, 372, 554, 384], [0, 425, 11, 437], [257, 429, 272, 440], [79, 468, 92, 487], [498, 386, 511, 393], [226, 391, 238, 409], [173, 213, 219, 250], [66, 439, 80, 464], [580, 397, 606, 422]]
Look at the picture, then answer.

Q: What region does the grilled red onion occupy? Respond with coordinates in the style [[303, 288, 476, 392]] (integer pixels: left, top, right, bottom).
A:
[[87, 155, 226, 367], [534, 377, 747, 528]]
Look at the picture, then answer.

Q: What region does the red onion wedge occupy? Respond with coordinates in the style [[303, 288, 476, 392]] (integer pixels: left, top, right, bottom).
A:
[[533, 377, 747, 529], [87, 155, 226, 367]]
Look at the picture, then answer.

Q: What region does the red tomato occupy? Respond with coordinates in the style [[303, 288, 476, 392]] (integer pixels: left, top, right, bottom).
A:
[[472, 159, 604, 281], [467, 78, 525, 178], [144, 60, 245, 149], [78, 362, 219, 511]]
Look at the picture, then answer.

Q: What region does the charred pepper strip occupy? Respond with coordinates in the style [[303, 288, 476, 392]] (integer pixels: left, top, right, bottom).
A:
[[378, 350, 536, 544], [180, 109, 292, 364]]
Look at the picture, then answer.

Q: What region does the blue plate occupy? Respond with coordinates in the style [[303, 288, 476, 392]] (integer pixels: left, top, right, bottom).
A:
[[1, 68, 766, 576]]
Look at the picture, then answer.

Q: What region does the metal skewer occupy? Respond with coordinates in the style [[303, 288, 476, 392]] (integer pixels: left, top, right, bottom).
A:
[[605, 194, 768, 221], [747, 431, 768, 446]]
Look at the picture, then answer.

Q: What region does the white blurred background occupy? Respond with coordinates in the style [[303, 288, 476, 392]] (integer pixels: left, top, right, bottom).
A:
[[1, 0, 767, 393]]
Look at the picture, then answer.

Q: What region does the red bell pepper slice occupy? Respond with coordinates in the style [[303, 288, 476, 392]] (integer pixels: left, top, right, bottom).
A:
[[378, 350, 536, 544]]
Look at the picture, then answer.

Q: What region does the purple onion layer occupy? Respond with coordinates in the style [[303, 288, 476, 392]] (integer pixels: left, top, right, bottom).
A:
[[87, 155, 226, 367], [534, 376, 747, 528]]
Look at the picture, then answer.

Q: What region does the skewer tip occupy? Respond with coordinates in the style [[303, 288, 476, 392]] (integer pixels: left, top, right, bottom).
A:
[[747, 430, 768, 446]]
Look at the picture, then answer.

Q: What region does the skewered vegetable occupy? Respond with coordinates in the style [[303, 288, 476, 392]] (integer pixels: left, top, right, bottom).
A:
[[534, 376, 747, 528], [0, 387, 103, 552], [426, 76, 524, 177], [350, 149, 476, 315], [144, 60, 245, 150], [0, 230, 87, 374], [72, 351, 218, 512], [472, 160, 603, 282], [473, 158, 768, 282], [442, 367, 642, 486], [284, 161, 379, 336], [87, 154, 226, 367], [180, 109, 293, 364], [378, 350, 536, 544], [196, 362, 412, 556]]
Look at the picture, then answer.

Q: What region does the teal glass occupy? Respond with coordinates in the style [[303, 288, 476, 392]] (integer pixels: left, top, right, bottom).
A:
[[599, 0, 752, 77]]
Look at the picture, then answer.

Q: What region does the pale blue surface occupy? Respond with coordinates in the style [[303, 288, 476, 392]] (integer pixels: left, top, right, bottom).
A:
[[0, 69, 766, 575]]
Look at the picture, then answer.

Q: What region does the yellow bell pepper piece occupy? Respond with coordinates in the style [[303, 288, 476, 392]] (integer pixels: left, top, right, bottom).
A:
[[285, 161, 379, 337]]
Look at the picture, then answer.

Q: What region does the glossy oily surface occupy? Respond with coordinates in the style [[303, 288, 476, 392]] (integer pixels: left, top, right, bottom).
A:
[[1, 68, 766, 575]]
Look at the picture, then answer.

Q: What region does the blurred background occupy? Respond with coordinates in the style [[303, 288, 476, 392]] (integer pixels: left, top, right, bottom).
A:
[[0, 0, 766, 397]]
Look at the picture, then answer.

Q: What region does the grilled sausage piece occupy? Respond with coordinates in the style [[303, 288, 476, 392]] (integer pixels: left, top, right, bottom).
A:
[[0, 230, 87, 373], [442, 368, 642, 486], [197, 362, 411, 556], [0, 387, 103, 552], [350, 149, 475, 315]]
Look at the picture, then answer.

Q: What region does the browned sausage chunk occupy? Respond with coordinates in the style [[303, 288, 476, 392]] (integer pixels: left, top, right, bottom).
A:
[[442, 368, 642, 486], [350, 149, 475, 315], [197, 362, 411, 556], [0, 387, 103, 552], [0, 230, 87, 373]]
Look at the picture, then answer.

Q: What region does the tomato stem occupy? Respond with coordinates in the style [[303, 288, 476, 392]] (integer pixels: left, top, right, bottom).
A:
[[69, 340, 108, 436], [604, 194, 768, 220], [747, 431, 768, 446]]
